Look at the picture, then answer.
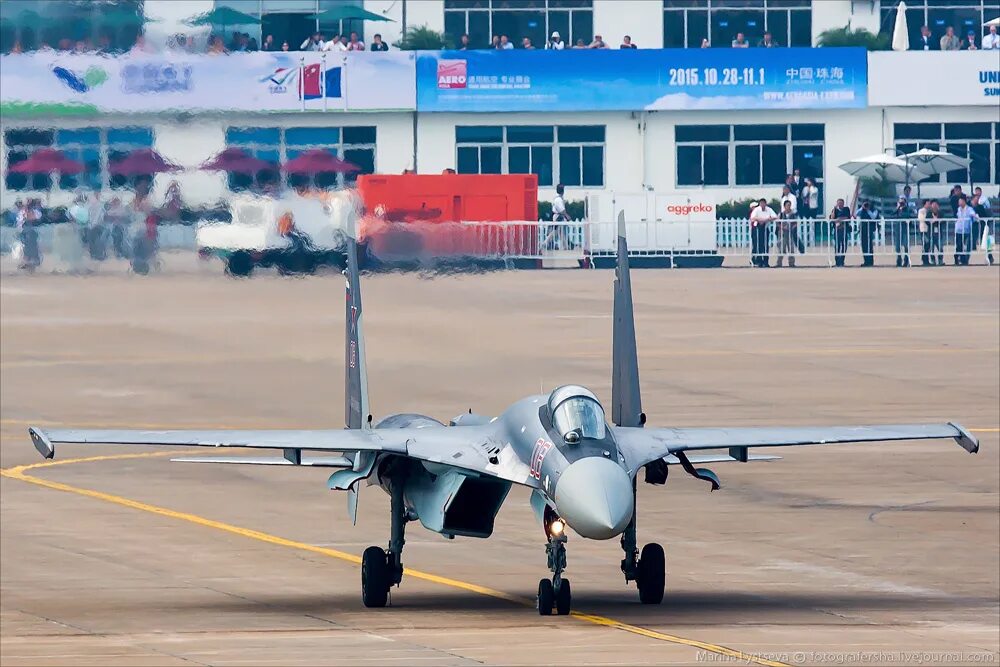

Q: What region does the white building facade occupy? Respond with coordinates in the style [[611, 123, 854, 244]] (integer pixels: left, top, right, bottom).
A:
[[2, 1, 998, 212]]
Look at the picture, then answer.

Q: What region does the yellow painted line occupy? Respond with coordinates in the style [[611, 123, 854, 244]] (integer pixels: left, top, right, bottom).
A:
[[1, 452, 786, 667]]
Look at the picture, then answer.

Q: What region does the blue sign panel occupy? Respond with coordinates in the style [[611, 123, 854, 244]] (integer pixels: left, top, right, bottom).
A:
[[417, 48, 867, 112]]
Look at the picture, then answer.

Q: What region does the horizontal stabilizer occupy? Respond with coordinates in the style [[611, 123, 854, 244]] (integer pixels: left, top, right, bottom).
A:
[[664, 453, 780, 465], [171, 455, 352, 467]]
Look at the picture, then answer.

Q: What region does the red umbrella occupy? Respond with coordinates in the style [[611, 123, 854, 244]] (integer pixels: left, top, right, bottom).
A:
[[10, 148, 84, 175], [109, 149, 181, 176], [201, 147, 275, 174], [283, 149, 360, 175]]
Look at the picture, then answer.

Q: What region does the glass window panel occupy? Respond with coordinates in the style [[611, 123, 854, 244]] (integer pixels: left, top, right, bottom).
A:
[[570, 9, 592, 44], [945, 143, 969, 183], [968, 143, 991, 184], [994, 142, 1000, 185], [106, 127, 153, 146], [790, 9, 811, 45], [895, 123, 941, 140], [445, 1, 480, 8], [713, 0, 765, 7], [734, 125, 786, 141], [792, 144, 823, 181], [766, 9, 788, 45], [703, 145, 729, 185], [677, 145, 702, 185], [768, 0, 810, 7], [582, 146, 602, 186], [791, 124, 824, 141], [713, 9, 765, 45], [492, 10, 545, 44], [663, 10, 685, 47], [676, 125, 729, 142], [687, 9, 708, 47], [226, 127, 281, 145], [532, 145, 553, 186], [557, 125, 604, 142], [286, 127, 341, 147], [56, 128, 101, 146], [256, 149, 280, 163], [944, 123, 992, 140], [509, 145, 530, 173], [344, 148, 375, 175], [468, 11, 490, 47], [548, 10, 570, 44], [735, 145, 761, 185], [444, 12, 467, 42], [663, 1, 703, 7], [262, 0, 314, 11], [559, 145, 582, 186], [480, 146, 502, 174], [456, 126, 503, 143], [5, 129, 54, 146], [762, 144, 787, 184], [457, 146, 480, 174], [549, 0, 592, 8], [344, 126, 376, 145], [507, 125, 554, 142]]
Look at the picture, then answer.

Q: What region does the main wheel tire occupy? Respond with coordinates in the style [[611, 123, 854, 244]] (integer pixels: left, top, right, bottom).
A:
[[555, 578, 571, 615], [637, 543, 665, 604], [537, 578, 554, 616], [362, 546, 390, 608], [226, 251, 254, 278]]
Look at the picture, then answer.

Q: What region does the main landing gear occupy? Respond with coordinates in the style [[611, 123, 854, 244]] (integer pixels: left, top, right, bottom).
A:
[[620, 485, 666, 604], [538, 511, 572, 615], [361, 479, 407, 608]]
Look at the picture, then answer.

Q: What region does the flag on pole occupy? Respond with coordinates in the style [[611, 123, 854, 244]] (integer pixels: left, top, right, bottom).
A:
[[298, 63, 342, 101]]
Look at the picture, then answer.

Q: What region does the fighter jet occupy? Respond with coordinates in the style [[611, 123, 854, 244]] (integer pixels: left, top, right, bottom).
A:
[[28, 216, 979, 615]]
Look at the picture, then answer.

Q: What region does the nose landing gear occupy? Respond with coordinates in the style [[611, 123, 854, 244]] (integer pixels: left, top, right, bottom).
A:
[[361, 478, 408, 608], [539, 512, 572, 615]]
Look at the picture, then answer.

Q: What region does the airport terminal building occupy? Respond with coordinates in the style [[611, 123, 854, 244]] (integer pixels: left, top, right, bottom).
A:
[[1, 0, 998, 212]]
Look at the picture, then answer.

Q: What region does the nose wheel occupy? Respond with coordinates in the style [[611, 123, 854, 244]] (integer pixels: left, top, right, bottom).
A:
[[538, 527, 572, 615], [637, 542, 665, 604]]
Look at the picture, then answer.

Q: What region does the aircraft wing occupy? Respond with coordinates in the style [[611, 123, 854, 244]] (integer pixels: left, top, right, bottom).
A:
[[613, 422, 979, 472], [28, 424, 537, 488]]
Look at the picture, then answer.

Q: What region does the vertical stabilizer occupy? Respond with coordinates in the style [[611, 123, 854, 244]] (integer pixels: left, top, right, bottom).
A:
[[344, 220, 372, 525], [611, 212, 644, 428]]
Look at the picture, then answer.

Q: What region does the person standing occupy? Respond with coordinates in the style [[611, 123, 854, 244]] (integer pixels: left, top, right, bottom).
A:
[[780, 184, 798, 215], [929, 200, 945, 265], [855, 199, 879, 266], [983, 25, 1000, 50], [370, 34, 389, 51], [971, 193, 993, 265], [776, 200, 798, 267], [830, 198, 852, 267], [918, 199, 933, 266], [749, 198, 777, 267], [891, 196, 913, 267], [914, 25, 936, 50], [801, 178, 819, 219], [953, 196, 978, 265], [940, 26, 960, 51], [547, 31, 565, 49]]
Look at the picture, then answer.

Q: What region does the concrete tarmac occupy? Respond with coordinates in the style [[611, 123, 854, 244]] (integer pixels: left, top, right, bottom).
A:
[[1, 264, 998, 666]]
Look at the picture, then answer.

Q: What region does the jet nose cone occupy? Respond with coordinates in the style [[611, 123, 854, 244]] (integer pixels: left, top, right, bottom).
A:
[[554, 457, 634, 540]]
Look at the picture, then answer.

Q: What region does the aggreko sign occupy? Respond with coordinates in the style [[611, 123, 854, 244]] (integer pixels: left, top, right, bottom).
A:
[[663, 202, 714, 217]]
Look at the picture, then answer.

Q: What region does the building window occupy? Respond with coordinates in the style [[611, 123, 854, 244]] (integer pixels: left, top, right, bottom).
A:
[[225, 125, 377, 190], [445, 0, 593, 50], [879, 1, 996, 49], [675, 123, 824, 187], [456, 124, 605, 187], [3, 126, 152, 192], [663, 0, 811, 49], [895, 122, 1000, 186]]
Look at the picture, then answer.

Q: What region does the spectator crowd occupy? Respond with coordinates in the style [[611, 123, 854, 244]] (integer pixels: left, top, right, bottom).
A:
[[914, 23, 999, 51], [747, 175, 995, 269]]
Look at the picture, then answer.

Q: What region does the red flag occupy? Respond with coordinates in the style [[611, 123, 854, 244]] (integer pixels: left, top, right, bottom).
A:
[[298, 63, 321, 100]]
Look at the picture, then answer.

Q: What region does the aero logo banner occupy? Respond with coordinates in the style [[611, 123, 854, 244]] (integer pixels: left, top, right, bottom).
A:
[[437, 60, 467, 89]]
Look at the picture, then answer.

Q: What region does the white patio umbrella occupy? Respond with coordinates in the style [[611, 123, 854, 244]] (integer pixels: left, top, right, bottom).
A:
[[892, 1, 910, 51], [985, 17, 999, 27], [902, 148, 972, 195], [838, 153, 928, 183]]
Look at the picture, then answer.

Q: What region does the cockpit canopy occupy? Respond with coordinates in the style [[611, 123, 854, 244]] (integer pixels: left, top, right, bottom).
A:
[[548, 385, 607, 441]]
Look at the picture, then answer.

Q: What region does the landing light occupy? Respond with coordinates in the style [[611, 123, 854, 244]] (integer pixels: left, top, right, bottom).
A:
[[550, 519, 565, 536]]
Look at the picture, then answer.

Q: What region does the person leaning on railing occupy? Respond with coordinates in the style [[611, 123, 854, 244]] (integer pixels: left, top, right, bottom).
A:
[[749, 198, 778, 268], [855, 199, 879, 267], [829, 198, 852, 267], [953, 196, 979, 266], [776, 200, 798, 268]]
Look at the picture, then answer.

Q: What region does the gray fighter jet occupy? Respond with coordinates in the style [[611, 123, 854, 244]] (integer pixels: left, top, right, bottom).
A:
[[28, 216, 979, 615]]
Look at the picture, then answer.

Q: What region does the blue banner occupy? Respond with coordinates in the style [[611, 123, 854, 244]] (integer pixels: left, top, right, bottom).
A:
[[417, 48, 867, 112]]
